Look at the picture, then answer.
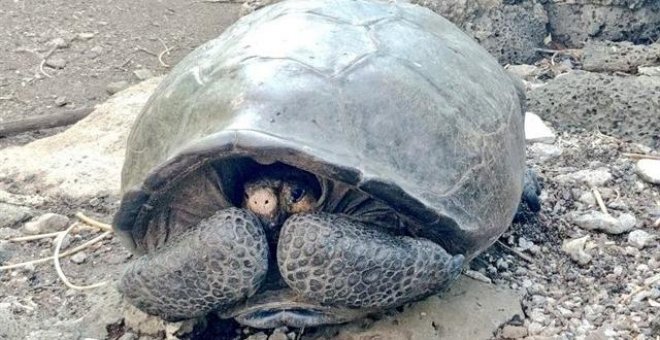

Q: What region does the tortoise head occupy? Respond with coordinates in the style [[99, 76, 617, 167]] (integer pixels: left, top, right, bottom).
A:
[[243, 167, 320, 229]]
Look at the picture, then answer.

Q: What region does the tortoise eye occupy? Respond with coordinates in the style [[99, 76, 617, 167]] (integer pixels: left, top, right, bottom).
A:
[[290, 187, 305, 203]]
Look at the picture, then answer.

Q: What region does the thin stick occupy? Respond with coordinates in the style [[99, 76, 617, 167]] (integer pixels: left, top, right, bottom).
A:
[[75, 212, 113, 232], [534, 48, 581, 57], [157, 39, 175, 68], [39, 59, 52, 78], [0, 231, 112, 271], [591, 186, 609, 215], [496, 240, 534, 263], [463, 269, 492, 284], [9, 231, 62, 242], [53, 224, 107, 290], [0, 107, 94, 137], [622, 153, 660, 161], [38, 45, 58, 78], [136, 46, 158, 56]]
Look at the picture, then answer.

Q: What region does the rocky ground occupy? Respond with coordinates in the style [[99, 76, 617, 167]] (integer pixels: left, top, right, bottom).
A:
[[1, 0, 659, 340]]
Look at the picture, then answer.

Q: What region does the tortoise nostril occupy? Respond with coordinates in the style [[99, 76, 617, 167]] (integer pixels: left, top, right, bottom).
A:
[[265, 200, 269, 205]]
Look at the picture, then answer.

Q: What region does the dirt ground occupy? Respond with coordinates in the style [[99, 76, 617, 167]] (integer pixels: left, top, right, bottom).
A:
[[0, 0, 241, 147], [1, 1, 659, 340]]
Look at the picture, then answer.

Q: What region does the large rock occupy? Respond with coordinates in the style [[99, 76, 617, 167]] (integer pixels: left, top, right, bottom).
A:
[[460, 1, 548, 64], [544, 0, 660, 47], [336, 276, 523, 340], [410, 0, 548, 64], [527, 71, 660, 148], [0, 77, 162, 200], [582, 41, 660, 73]]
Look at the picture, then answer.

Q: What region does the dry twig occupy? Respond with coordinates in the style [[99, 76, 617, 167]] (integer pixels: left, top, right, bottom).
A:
[[75, 212, 113, 232], [9, 232, 62, 242], [136, 46, 158, 56], [53, 224, 108, 290], [0, 230, 111, 270], [497, 240, 534, 263], [622, 153, 660, 161], [157, 38, 175, 68], [0, 213, 113, 272], [38, 45, 58, 78], [591, 186, 609, 215]]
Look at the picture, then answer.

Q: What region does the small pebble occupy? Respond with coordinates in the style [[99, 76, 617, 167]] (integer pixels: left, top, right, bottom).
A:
[[636, 159, 660, 184], [246, 332, 268, 340], [133, 68, 154, 80], [77, 32, 95, 40], [556, 168, 612, 187], [627, 230, 655, 249], [518, 237, 534, 251], [89, 46, 103, 58], [54, 96, 68, 106], [506, 64, 540, 80], [562, 236, 592, 265], [0, 203, 34, 229], [501, 324, 528, 339], [528, 322, 545, 335], [572, 211, 634, 235], [45, 57, 67, 69], [70, 252, 87, 264], [0, 241, 17, 263], [529, 143, 562, 162], [118, 332, 138, 340], [268, 332, 288, 340], [578, 192, 596, 205], [0, 227, 21, 239], [106, 80, 130, 95], [48, 37, 69, 49], [23, 213, 70, 235]]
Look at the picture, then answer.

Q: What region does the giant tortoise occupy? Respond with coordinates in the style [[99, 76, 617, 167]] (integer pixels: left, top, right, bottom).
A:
[[113, 0, 539, 329]]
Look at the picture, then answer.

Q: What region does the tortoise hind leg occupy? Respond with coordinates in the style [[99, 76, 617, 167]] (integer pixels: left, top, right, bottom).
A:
[[119, 208, 269, 321], [277, 213, 463, 309]]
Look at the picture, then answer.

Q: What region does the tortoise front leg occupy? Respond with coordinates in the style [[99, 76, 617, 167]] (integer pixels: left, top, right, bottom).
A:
[[277, 213, 463, 309], [119, 208, 269, 321]]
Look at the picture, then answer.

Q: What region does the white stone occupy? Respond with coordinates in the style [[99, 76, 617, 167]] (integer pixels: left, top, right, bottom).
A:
[[636, 159, 660, 184], [501, 325, 527, 339], [518, 237, 534, 251], [506, 64, 540, 80], [524, 112, 556, 144], [556, 168, 612, 187], [562, 236, 592, 265], [638, 66, 660, 76], [529, 143, 562, 162], [572, 211, 634, 235], [617, 213, 638, 232], [578, 192, 596, 205], [0, 77, 162, 200], [628, 230, 655, 249], [527, 322, 545, 335], [70, 252, 87, 264]]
